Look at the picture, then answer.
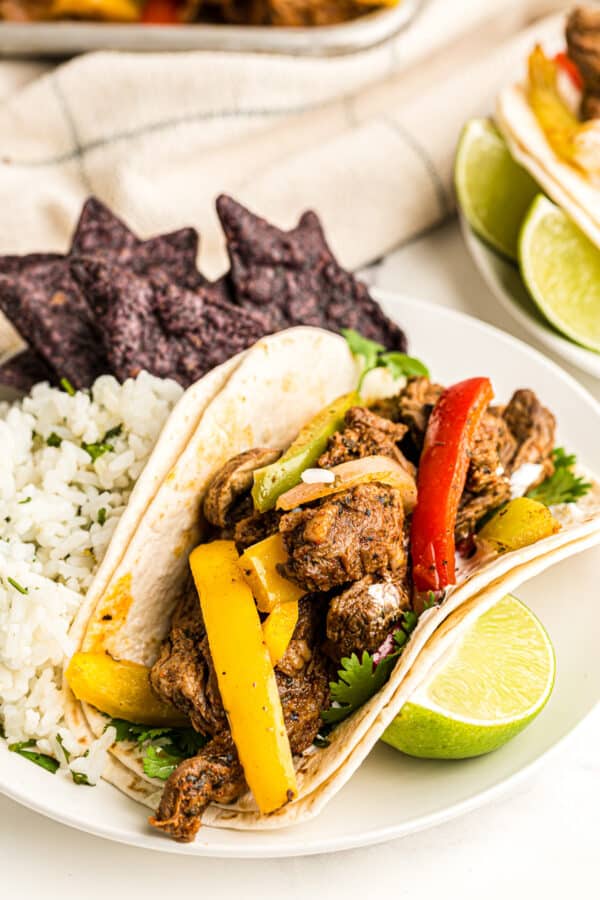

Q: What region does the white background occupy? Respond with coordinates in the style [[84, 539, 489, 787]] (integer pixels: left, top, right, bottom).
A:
[[1, 220, 598, 897]]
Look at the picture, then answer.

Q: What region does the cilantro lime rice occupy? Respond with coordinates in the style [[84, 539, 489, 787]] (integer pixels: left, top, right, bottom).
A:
[[0, 372, 182, 770]]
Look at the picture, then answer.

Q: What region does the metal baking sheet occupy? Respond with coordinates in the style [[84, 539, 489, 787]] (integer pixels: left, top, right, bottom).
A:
[[0, 0, 423, 57]]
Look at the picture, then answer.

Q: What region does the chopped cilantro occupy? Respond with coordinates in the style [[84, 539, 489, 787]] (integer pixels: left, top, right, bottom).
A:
[[71, 771, 92, 786], [342, 328, 429, 392], [7, 577, 28, 595], [322, 609, 419, 726], [82, 441, 113, 462], [142, 744, 183, 781], [97, 507, 107, 526], [107, 718, 207, 780], [60, 377, 76, 396], [527, 447, 592, 506], [9, 740, 59, 774], [103, 424, 122, 442], [18, 497, 32, 505], [46, 432, 62, 448]]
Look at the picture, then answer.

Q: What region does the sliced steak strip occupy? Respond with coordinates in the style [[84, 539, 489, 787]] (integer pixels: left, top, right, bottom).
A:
[[502, 389, 556, 478]]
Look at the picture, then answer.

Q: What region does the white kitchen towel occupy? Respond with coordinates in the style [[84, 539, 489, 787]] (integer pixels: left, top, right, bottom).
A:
[[0, 0, 565, 358]]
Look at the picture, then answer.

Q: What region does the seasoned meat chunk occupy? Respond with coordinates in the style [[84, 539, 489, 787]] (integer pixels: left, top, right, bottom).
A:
[[279, 482, 405, 592], [234, 507, 282, 551], [395, 376, 444, 452], [150, 732, 246, 843], [502, 389, 555, 478], [456, 410, 512, 541], [327, 573, 411, 660], [203, 447, 280, 528], [149, 587, 226, 736], [318, 406, 412, 473]]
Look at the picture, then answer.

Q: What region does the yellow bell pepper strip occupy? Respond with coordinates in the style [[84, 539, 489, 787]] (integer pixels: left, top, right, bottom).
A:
[[50, 0, 141, 20], [190, 540, 297, 815], [251, 391, 360, 512], [239, 533, 305, 613], [66, 652, 187, 726], [478, 497, 560, 552], [262, 601, 300, 667], [275, 454, 417, 512]]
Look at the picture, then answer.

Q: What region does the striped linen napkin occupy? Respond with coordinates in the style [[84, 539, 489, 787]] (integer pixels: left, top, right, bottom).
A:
[[0, 0, 564, 359]]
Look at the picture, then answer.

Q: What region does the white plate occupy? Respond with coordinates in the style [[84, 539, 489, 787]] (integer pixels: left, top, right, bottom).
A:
[[1, 290, 599, 857], [460, 216, 600, 380]]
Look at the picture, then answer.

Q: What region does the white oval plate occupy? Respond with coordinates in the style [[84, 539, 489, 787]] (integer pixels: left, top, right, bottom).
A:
[[460, 216, 600, 380], [1, 290, 599, 857]]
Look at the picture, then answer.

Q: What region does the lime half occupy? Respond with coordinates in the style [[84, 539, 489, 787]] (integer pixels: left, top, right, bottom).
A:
[[455, 118, 539, 260], [382, 595, 555, 759], [519, 195, 600, 353]]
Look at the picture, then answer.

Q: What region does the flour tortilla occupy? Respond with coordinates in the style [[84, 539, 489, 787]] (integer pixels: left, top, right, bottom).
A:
[[67, 326, 600, 829], [496, 84, 600, 248]]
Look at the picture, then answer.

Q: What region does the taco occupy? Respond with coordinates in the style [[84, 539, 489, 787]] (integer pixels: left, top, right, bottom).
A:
[[65, 326, 600, 841], [496, 7, 600, 245]]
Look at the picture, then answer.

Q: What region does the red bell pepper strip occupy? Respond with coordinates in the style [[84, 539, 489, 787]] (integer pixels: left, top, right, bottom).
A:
[[141, 0, 180, 23], [410, 377, 493, 593], [554, 51, 584, 91]]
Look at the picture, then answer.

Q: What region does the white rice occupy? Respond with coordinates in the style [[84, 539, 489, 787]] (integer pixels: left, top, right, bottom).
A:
[[0, 372, 183, 766]]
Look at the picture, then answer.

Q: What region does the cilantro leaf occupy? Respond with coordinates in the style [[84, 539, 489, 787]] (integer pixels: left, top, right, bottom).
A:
[[9, 741, 59, 774], [378, 352, 430, 379], [169, 728, 208, 757], [46, 432, 62, 448], [322, 608, 420, 726], [71, 771, 92, 785], [341, 329, 384, 372], [103, 424, 122, 442], [97, 507, 107, 526], [342, 328, 429, 393], [322, 653, 393, 725], [142, 744, 183, 780], [82, 441, 113, 462], [527, 447, 591, 506], [18, 497, 32, 505]]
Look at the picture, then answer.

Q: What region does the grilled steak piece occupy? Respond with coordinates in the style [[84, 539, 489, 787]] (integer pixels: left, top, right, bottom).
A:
[[566, 6, 600, 120], [326, 573, 411, 660], [279, 482, 405, 592], [502, 389, 556, 478], [234, 507, 282, 551], [394, 376, 444, 453], [150, 731, 247, 842], [318, 406, 412, 473], [456, 411, 513, 541], [149, 587, 226, 736], [203, 447, 280, 528]]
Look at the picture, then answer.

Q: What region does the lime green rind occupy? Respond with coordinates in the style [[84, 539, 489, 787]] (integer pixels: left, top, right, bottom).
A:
[[381, 702, 540, 760], [381, 595, 555, 760], [519, 196, 600, 355], [455, 118, 539, 261]]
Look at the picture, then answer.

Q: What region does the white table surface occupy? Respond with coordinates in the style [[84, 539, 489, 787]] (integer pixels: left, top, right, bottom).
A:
[[1, 219, 598, 898]]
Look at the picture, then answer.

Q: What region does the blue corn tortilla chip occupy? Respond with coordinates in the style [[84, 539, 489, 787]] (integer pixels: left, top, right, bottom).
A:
[[0, 197, 202, 389], [71, 258, 267, 385], [216, 194, 407, 351]]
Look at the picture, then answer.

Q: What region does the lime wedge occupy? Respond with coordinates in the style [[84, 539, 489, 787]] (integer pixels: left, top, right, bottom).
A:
[[382, 595, 555, 759], [455, 118, 539, 260], [519, 195, 600, 353]]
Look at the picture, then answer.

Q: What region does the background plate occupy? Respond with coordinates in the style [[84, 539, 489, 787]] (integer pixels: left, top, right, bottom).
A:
[[460, 216, 600, 380], [1, 290, 599, 857], [0, 0, 422, 57]]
